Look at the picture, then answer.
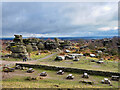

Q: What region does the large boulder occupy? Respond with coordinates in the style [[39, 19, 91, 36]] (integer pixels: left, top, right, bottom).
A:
[[40, 72, 47, 76], [32, 46, 38, 51], [55, 56, 65, 61], [90, 54, 96, 57], [57, 70, 64, 75], [3, 67, 15, 72], [65, 55, 75, 60], [65, 50, 71, 53], [96, 61, 104, 64], [66, 74, 74, 79], [101, 78, 111, 84], [15, 65, 21, 69], [27, 68, 34, 73], [73, 57, 79, 61], [82, 73, 89, 78]]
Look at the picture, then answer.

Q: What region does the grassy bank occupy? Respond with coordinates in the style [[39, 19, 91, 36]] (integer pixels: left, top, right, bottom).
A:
[[1, 51, 53, 61], [35, 54, 118, 72]]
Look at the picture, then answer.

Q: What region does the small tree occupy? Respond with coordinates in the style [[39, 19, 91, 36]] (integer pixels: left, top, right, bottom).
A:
[[54, 38, 59, 47], [26, 45, 33, 58], [98, 53, 102, 59], [88, 43, 95, 50]]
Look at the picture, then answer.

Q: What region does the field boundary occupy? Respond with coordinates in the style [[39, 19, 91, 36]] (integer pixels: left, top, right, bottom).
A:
[[16, 63, 120, 77]]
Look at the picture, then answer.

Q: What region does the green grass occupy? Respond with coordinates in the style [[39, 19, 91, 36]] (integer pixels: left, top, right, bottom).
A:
[[36, 54, 118, 72], [30, 52, 51, 60], [2, 69, 119, 88], [2, 57, 21, 61]]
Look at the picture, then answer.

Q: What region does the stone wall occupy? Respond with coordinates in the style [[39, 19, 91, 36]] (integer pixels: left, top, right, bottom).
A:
[[16, 63, 120, 77]]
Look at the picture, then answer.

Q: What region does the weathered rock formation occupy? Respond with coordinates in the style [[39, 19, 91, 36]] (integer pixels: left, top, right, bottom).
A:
[[10, 35, 28, 58]]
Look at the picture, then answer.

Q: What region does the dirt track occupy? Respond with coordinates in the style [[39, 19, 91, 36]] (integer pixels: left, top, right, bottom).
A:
[[1, 52, 58, 67]]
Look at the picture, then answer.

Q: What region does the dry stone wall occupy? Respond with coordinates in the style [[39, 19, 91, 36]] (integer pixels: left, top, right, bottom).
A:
[[16, 63, 120, 77]]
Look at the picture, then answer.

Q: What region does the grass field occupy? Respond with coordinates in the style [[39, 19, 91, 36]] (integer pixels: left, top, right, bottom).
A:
[[35, 54, 118, 72], [2, 69, 119, 88], [30, 51, 52, 60], [1, 50, 118, 72]]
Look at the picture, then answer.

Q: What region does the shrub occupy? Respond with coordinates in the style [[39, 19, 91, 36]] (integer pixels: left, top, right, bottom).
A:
[[25, 76, 40, 81], [88, 43, 95, 50], [26, 45, 33, 57], [110, 49, 118, 56], [25, 76, 32, 81], [41, 50, 49, 53], [37, 43, 45, 50], [60, 52, 65, 55], [84, 53, 90, 56], [90, 50, 96, 54]]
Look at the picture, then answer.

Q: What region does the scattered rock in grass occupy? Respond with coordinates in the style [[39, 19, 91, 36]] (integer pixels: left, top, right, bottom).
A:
[[20, 67, 27, 70], [31, 77, 38, 80], [79, 80, 94, 85], [53, 84, 59, 87], [27, 68, 34, 73], [25, 76, 32, 81], [57, 70, 64, 75], [91, 60, 95, 62], [36, 53, 41, 55], [15, 65, 21, 69], [73, 58, 79, 61], [111, 75, 119, 81], [8, 68, 15, 72], [25, 76, 39, 81], [96, 61, 104, 64], [40, 71, 47, 76], [101, 78, 111, 84], [66, 74, 74, 79], [55, 56, 65, 61], [2, 66, 15, 72], [39, 76, 43, 79], [99, 58, 104, 61], [82, 73, 89, 78], [65, 55, 75, 60], [90, 54, 96, 57]]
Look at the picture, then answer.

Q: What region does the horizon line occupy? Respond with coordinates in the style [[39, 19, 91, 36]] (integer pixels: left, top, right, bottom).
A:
[[1, 35, 118, 38]]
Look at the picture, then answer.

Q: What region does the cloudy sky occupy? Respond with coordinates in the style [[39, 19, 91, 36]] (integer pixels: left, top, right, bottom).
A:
[[2, 2, 118, 37]]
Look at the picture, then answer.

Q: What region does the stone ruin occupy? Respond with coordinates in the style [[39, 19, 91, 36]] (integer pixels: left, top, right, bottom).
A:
[[10, 35, 28, 58]]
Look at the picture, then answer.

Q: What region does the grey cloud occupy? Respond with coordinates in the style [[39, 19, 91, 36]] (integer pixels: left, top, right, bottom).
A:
[[2, 2, 118, 37]]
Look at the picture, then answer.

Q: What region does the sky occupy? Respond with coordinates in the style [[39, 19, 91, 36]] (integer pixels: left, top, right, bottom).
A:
[[2, 2, 118, 37]]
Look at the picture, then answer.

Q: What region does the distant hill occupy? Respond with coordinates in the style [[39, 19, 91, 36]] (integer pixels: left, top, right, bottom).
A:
[[1, 36, 117, 40]]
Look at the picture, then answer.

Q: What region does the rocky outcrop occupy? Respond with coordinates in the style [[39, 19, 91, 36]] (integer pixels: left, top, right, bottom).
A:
[[10, 35, 28, 58]]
